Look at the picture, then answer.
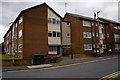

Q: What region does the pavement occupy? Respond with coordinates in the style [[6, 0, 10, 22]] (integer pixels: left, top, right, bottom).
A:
[[2, 55, 119, 72]]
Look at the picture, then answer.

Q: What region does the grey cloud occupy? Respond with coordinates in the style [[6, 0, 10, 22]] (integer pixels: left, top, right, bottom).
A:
[[2, 2, 118, 28]]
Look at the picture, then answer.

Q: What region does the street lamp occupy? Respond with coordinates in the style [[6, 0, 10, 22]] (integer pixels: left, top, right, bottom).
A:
[[93, 11, 101, 56], [96, 11, 102, 56]]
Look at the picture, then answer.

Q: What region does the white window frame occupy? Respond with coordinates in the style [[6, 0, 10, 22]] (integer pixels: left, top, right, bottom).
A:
[[19, 29, 22, 38], [114, 25, 117, 29], [83, 20, 91, 27], [15, 23, 18, 27], [48, 46, 57, 52], [83, 32, 91, 38], [118, 26, 120, 30], [19, 17, 23, 24], [18, 44, 22, 52], [84, 44, 92, 50]]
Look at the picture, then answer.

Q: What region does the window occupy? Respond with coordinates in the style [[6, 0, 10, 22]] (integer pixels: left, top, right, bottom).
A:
[[96, 33, 98, 37], [14, 34, 17, 40], [53, 19, 56, 24], [97, 44, 99, 48], [53, 31, 56, 37], [84, 44, 92, 50], [67, 22, 70, 25], [67, 33, 70, 37], [92, 22, 94, 26], [99, 24, 104, 29], [114, 34, 120, 42], [57, 32, 60, 37], [48, 18, 52, 23], [15, 23, 17, 27], [83, 32, 91, 38], [63, 45, 70, 48], [48, 46, 57, 52], [100, 33, 105, 39], [83, 20, 91, 27], [19, 29, 22, 38], [118, 26, 120, 30], [48, 31, 52, 37], [19, 17, 22, 24], [48, 31, 60, 37], [56, 20, 60, 24], [18, 44, 22, 52], [114, 25, 117, 29], [48, 18, 60, 25], [103, 44, 106, 49], [115, 44, 120, 50], [92, 32, 95, 36]]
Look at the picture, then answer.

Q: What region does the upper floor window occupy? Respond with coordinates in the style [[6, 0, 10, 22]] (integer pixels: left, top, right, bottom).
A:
[[48, 18, 60, 25], [83, 32, 91, 38], [19, 29, 22, 38], [15, 23, 18, 27], [48, 18, 52, 23], [53, 19, 56, 24], [48, 31, 60, 37], [56, 20, 60, 24], [118, 26, 120, 30], [67, 22, 70, 25], [100, 33, 105, 39], [99, 24, 104, 29], [83, 20, 91, 27], [19, 17, 23, 24], [18, 44, 22, 52], [114, 34, 120, 42], [114, 25, 117, 29]]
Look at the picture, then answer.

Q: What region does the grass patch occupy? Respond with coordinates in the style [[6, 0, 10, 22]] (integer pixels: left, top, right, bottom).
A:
[[0, 54, 19, 60]]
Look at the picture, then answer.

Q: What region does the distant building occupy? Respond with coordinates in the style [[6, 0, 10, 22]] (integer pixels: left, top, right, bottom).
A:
[[0, 42, 4, 54]]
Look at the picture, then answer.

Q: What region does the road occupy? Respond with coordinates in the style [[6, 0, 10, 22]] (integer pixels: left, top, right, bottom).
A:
[[2, 56, 119, 79]]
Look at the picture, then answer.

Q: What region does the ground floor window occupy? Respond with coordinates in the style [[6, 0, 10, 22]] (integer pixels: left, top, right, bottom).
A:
[[84, 44, 92, 50], [48, 46, 57, 52], [63, 45, 70, 48], [115, 44, 120, 50]]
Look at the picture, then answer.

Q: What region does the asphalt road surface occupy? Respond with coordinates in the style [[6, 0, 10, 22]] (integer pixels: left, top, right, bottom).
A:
[[2, 56, 118, 78]]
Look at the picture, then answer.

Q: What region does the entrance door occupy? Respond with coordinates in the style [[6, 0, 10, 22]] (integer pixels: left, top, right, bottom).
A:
[[57, 46, 60, 55]]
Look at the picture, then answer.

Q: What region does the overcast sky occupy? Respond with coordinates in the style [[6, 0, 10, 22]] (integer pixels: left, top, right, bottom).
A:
[[0, 0, 119, 43]]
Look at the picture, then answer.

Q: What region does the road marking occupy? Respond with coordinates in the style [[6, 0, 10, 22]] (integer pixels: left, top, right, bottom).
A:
[[6, 56, 117, 72], [42, 57, 117, 70], [99, 71, 120, 80]]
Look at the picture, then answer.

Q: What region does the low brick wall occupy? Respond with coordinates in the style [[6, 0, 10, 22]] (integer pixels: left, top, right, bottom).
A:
[[1, 57, 61, 66], [44, 56, 61, 64], [1, 59, 32, 66], [73, 54, 94, 58]]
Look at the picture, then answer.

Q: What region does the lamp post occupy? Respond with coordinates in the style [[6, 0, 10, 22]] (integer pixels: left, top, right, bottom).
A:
[[96, 11, 102, 56], [93, 11, 101, 56]]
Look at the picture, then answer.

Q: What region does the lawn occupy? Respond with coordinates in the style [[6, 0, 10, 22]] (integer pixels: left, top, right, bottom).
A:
[[0, 54, 19, 60]]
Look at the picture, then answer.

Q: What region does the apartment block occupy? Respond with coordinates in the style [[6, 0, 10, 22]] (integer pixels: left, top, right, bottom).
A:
[[3, 3, 120, 59], [4, 3, 62, 59], [63, 13, 120, 57]]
